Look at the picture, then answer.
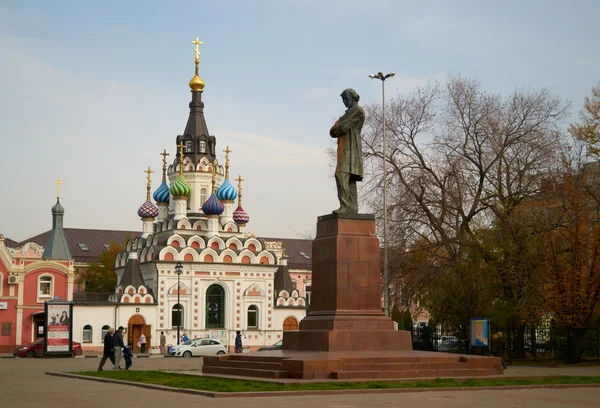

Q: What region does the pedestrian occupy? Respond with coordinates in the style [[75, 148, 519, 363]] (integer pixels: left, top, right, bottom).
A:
[[123, 344, 133, 370], [495, 331, 507, 369], [137, 332, 147, 353], [235, 330, 243, 353], [113, 326, 125, 370], [182, 332, 189, 343], [97, 327, 115, 371], [159, 331, 166, 355]]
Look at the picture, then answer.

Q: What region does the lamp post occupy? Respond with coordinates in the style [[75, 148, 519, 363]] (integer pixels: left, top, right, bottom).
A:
[[368, 71, 395, 317], [175, 261, 183, 345]]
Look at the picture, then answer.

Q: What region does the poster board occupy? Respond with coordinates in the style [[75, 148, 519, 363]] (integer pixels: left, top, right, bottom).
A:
[[469, 317, 489, 348], [44, 300, 73, 357]]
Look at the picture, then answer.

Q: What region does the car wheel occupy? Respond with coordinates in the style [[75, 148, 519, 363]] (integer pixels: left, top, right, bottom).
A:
[[217, 350, 225, 355], [25, 351, 36, 358], [182, 351, 192, 358]]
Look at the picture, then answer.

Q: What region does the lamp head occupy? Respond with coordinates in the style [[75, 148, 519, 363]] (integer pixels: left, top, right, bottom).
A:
[[385, 72, 396, 79], [175, 262, 183, 275]]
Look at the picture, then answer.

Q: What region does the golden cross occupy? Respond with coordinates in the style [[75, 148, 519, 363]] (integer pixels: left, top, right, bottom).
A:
[[160, 149, 170, 182], [53, 178, 64, 199], [223, 146, 233, 178], [176, 142, 186, 176], [210, 160, 218, 193], [191, 37, 203, 62], [144, 167, 154, 201], [235, 175, 244, 205]]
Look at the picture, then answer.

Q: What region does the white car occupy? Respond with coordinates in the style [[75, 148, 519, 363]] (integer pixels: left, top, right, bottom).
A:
[[169, 338, 227, 358]]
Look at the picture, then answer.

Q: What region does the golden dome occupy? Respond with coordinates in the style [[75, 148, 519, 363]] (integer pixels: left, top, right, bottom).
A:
[[189, 74, 205, 92]]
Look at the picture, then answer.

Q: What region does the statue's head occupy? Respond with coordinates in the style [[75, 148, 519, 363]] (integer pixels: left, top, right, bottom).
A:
[[341, 88, 360, 108]]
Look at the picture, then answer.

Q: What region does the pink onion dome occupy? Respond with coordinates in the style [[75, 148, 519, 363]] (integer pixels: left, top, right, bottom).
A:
[[233, 205, 250, 224], [137, 200, 159, 218]]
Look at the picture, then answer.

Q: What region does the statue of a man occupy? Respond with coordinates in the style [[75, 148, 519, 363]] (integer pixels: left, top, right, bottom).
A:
[[330, 88, 365, 214]]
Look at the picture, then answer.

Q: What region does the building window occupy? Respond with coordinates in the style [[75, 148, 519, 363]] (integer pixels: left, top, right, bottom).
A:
[[247, 305, 258, 329], [101, 325, 110, 341], [185, 141, 193, 153], [200, 188, 207, 205], [83, 325, 93, 343], [38, 276, 53, 298], [305, 285, 312, 305], [78, 243, 89, 251], [199, 141, 206, 153], [172, 304, 184, 328], [205, 284, 225, 328]]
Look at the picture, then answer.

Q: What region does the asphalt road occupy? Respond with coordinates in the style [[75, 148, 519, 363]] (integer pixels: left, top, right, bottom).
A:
[[1, 357, 599, 407]]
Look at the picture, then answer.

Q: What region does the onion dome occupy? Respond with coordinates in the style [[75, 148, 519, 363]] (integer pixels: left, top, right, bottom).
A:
[[153, 181, 170, 203], [138, 200, 159, 218], [216, 178, 238, 201], [52, 199, 65, 215], [189, 74, 205, 92], [170, 175, 191, 197], [202, 194, 224, 215], [233, 206, 250, 224]]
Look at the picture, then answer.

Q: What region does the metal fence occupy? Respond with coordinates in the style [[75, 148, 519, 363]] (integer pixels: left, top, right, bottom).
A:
[[411, 323, 600, 364]]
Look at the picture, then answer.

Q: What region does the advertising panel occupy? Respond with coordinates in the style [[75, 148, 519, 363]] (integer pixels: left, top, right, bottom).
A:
[[470, 317, 489, 348], [44, 301, 73, 356]]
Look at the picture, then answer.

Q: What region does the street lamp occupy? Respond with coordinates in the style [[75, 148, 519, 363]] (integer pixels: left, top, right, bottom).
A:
[[369, 71, 395, 317], [175, 261, 183, 345]]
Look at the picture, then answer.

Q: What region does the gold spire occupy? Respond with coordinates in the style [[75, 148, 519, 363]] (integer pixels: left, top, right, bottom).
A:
[[235, 175, 244, 206], [144, 167, 154, 201], [176, 142, 185, 176], [210, 160, 218, 194], [223, 146, 233, 179], [189, 36, 205, 92], [160, 149, 170, 182], [53, 178, 64, 199]]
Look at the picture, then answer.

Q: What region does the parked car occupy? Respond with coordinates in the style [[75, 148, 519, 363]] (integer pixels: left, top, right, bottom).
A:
[[258, 340, 282, 352], [436, 340, 465, 353], [13, 339, 83, 358], [169, 338, 227, 358]]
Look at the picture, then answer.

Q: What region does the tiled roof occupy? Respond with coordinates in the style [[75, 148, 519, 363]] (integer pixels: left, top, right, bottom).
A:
[[19, 228, 140, 264], [260, 237, 312, 270], [3, 237, 19, 248]]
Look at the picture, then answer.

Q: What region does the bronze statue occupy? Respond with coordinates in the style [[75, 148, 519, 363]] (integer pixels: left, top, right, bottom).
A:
[[330, 88, 365, 214]]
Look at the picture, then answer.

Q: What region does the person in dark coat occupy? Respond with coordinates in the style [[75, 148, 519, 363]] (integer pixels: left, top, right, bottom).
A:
[[494, 331, 508, 369], [97, 328, 115, 371], [113, 326, 125, 370], [123, 344, 133, 370], [235, 331, 243, 353]]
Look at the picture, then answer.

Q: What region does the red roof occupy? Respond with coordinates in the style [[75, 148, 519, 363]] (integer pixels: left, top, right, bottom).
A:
[[260, 237, 312, 270], [3, 237, 19, 248]]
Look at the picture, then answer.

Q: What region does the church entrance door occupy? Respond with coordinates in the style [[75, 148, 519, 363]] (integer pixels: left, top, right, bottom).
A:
[[127, 315, 151, 351]]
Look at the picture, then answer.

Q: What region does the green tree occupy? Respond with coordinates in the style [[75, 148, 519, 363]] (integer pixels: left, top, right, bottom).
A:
[[77, 240, 126, 292], [570, 83, 600, 157]]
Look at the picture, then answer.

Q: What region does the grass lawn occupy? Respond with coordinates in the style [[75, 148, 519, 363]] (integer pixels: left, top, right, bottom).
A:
[[73, 371, 600, 393]]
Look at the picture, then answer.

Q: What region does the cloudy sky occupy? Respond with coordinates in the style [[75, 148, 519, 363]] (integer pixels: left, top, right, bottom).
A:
[[1, 0, 598, 242]]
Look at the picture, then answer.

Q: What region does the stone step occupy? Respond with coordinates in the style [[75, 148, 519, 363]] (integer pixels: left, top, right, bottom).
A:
[[333, 368, 501, 380], [340, 356, 462, 365], [202, 365, 289, 379], [224, 354, 285, 363], [215, 360, 284, 370], [341, 362, 475, 371]]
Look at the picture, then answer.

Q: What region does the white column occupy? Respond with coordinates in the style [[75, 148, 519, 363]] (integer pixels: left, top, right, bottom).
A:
[[219, 200, 234, 225], [156, 203, 169, 222], [173, 197, 187, 221], [141, 218, 154, 238], [206, 215, 219, 238]]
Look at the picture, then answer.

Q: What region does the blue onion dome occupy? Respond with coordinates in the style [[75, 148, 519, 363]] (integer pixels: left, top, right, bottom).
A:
[[169, 175, 191, 197], [233, 205, 249, 224], [138, 200, 159, 218], [153, 181, 170, 203], [216, 178, 238, 201], [51, 199, 65, 214], [202, 194, 224, 215]]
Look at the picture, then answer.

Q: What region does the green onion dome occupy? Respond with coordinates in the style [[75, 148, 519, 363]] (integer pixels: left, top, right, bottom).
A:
[[169, 175, 191, 197]]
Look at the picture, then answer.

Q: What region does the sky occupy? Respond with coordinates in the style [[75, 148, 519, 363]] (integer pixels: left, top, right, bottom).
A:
[[1, 0, 599, 242]]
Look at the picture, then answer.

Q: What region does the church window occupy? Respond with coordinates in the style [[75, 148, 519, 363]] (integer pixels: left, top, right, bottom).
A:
[[83, 325, 93, 343], [185, 141, 193, 153], [247, 305, 258, 329], [205, 284, 225, 328], [172, 304, 184, 328], [38, 275, 53, 298], [101, 325, 110, 341], [199, 141, 206, 153], [201, 188, 207, 204]]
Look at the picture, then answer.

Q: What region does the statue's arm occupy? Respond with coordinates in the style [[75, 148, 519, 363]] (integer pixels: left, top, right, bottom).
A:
[[330, 120, 341, 138], [337, 107, 365, 134]]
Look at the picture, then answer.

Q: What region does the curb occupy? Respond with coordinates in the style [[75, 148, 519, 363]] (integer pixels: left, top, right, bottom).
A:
[[44, 372, 600, 399]]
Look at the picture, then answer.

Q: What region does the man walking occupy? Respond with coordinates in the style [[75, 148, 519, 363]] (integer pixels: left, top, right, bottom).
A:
[[113, 326, 125, 370], [159, 331, 166, 355], [97, 327, 115, 371]]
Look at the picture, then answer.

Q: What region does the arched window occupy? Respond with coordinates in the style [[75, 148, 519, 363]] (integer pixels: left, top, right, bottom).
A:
[[101, 325, 110, 341], [247, 305, 258, 329], [172, 304, 184, 328], [185, 141, 193, 152], [38, 275, 53, 298], [199, 141, 206, 153], [205, 285, 225, 328], [83, 325, 93, 343]]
